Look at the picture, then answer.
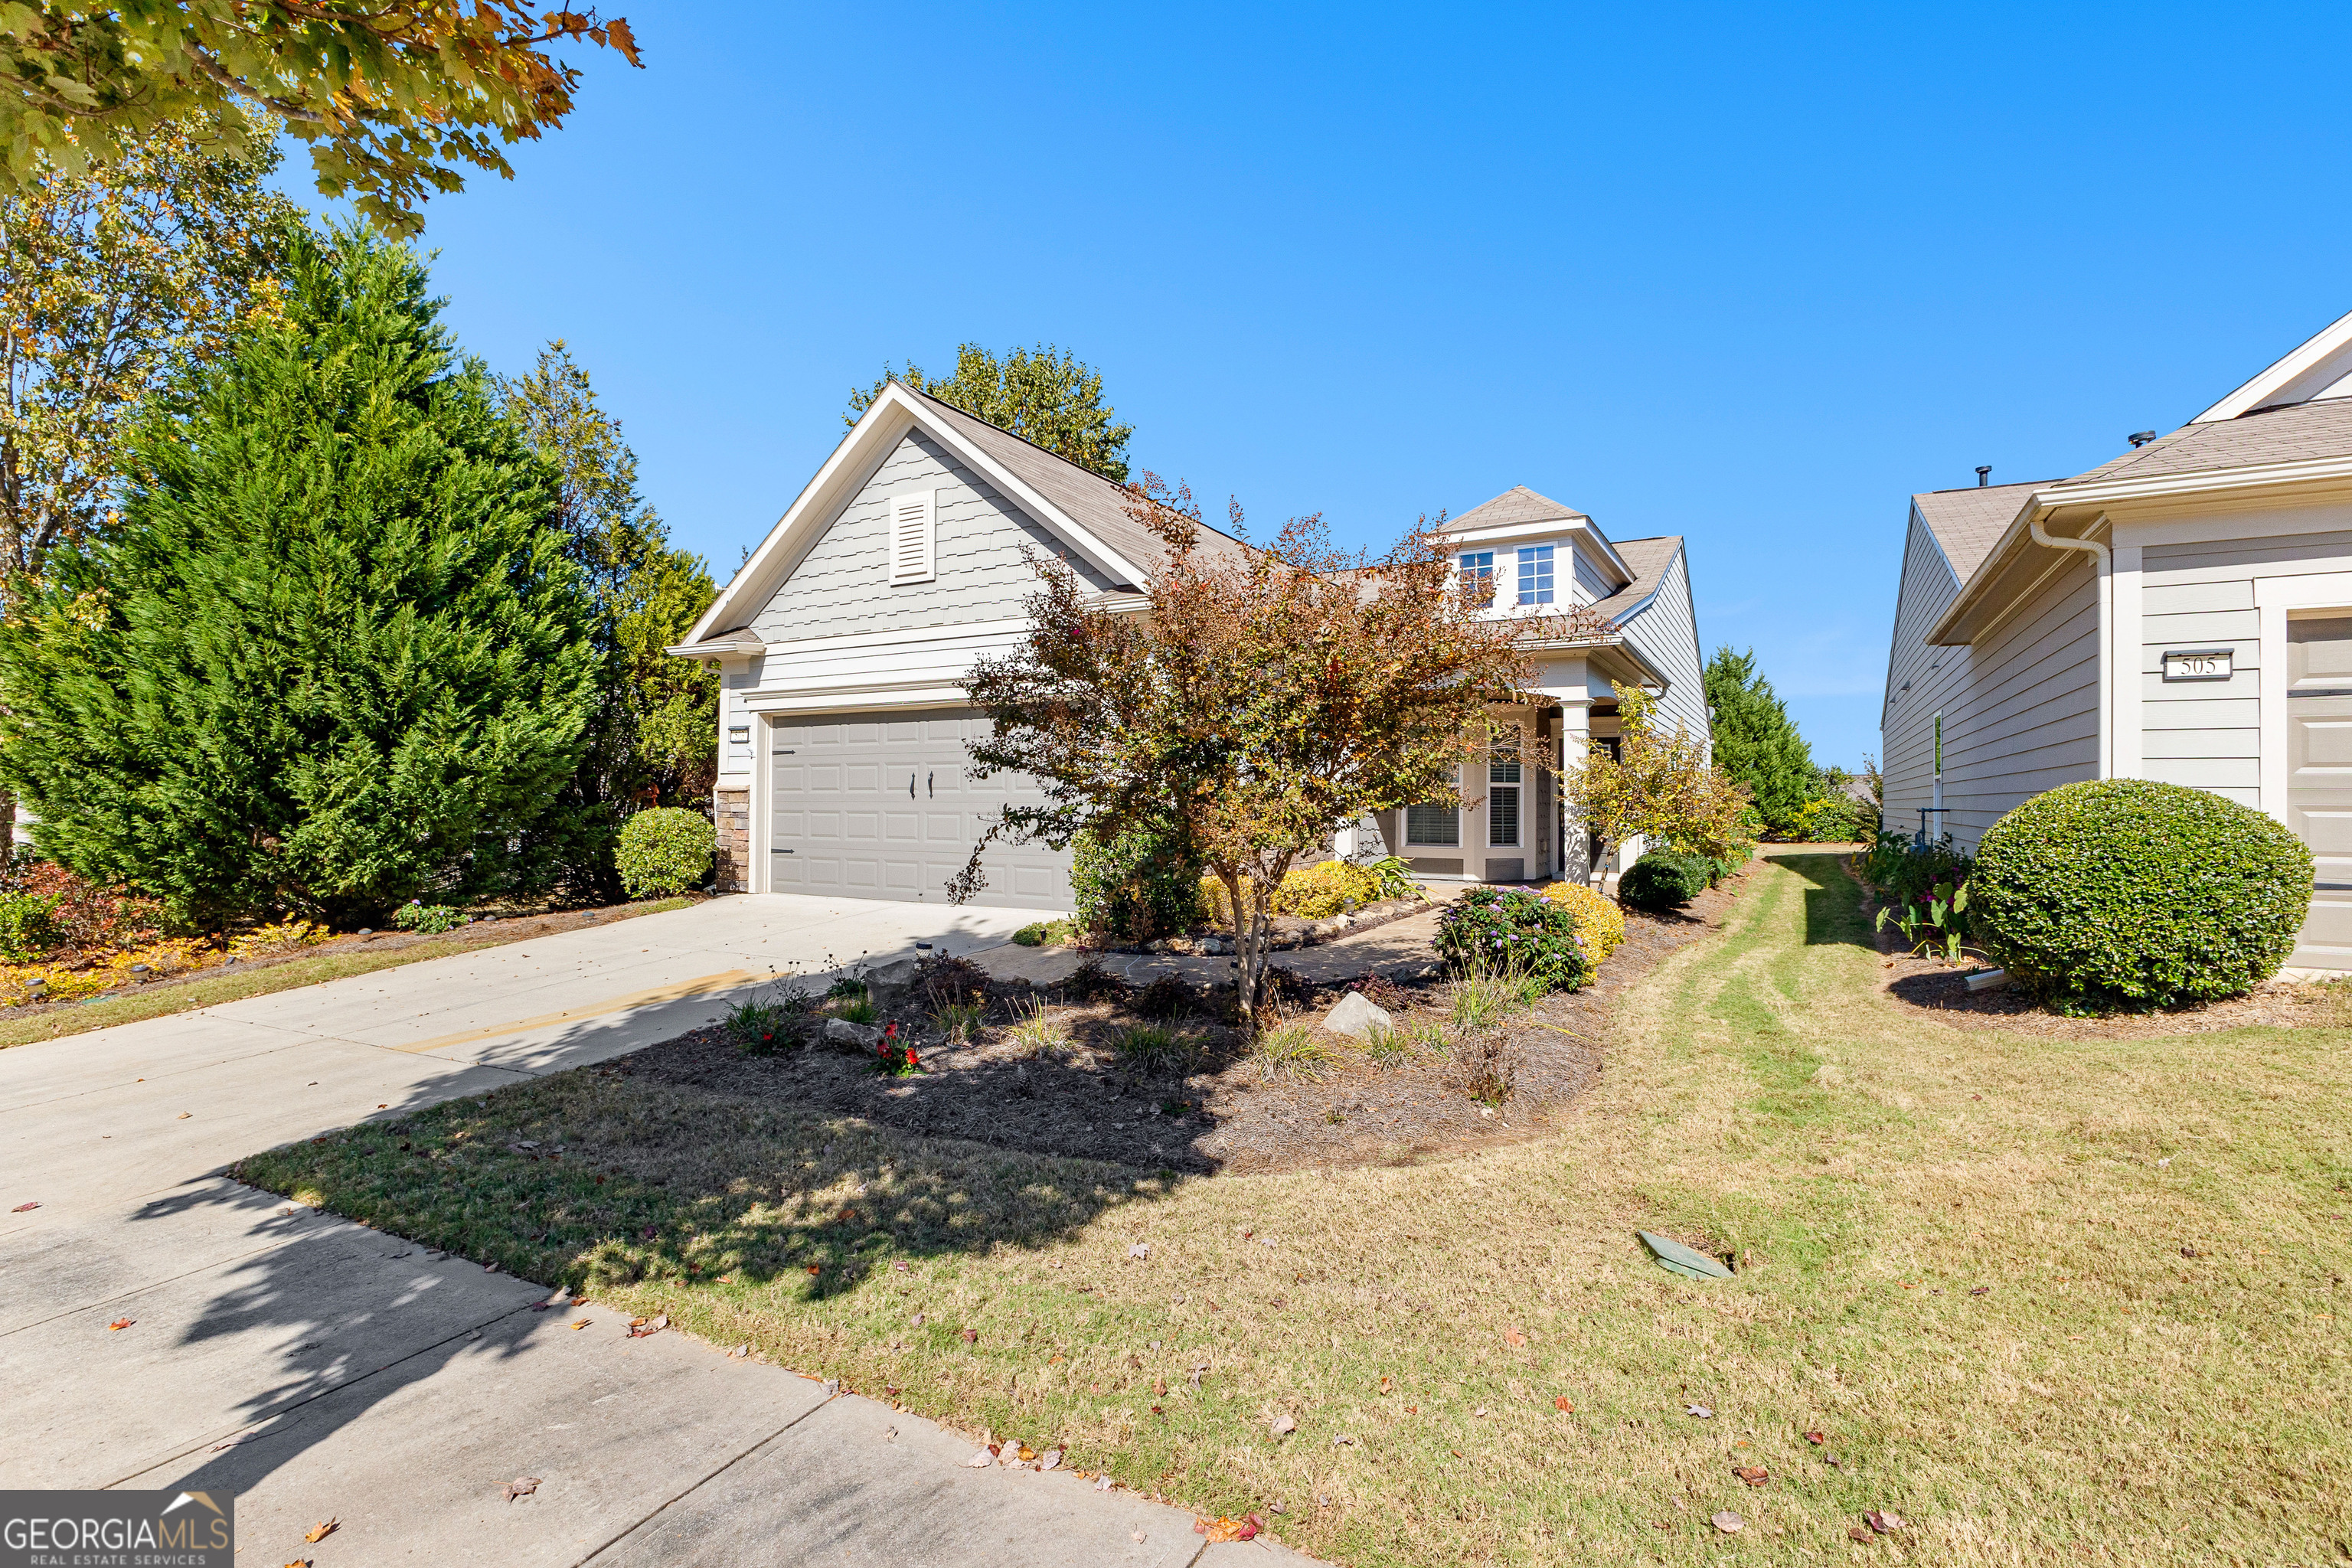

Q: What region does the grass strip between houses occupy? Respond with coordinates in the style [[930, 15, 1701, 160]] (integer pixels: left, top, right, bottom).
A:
[[236, 855, 2352, 1566], [0, 897, 696, 1050]]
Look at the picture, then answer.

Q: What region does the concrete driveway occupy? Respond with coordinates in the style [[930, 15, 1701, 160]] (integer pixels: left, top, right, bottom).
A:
[[0, 893, 1309, 1567]]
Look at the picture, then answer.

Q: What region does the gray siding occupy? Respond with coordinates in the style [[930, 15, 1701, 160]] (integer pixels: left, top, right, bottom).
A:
[[750, 428, 1115, 643], [2136, 526, 2352, 808], [1573, 548, 1613, 605], [1882, 506, 2099, 847], [1617, 547, 1709, 752]]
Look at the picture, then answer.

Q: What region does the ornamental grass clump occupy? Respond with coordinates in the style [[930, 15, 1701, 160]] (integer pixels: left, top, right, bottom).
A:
[[1432, 887, 1591, 992], [1973, 779, 2311, 1011]]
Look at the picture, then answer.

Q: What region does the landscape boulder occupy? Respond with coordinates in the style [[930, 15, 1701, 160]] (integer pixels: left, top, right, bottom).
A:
[[824, 1018, 883, 1048], [1321, 991, 1393, 1039]]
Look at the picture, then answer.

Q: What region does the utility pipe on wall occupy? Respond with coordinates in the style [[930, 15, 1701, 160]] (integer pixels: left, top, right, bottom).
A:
[[2028, 513, 2114, 778]]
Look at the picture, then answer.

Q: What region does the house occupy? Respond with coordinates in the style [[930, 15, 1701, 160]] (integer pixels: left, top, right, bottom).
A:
[[1881, 307, 2352, 972], [670, 383, 1706, 909]]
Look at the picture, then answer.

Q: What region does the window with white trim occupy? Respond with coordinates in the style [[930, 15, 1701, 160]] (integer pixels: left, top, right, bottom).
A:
[[1516, 544, 1555, 606], [888, 492, 936, 583], [1406, 767, 1460, 847], [1488, 725, 1521, 847], [1459, 550, 1496, 608]]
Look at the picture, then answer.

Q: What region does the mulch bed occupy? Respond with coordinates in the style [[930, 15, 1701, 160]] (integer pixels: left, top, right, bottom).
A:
[[619, 874, 1750, 1177]]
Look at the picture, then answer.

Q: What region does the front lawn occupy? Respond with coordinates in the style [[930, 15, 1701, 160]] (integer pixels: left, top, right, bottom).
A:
[[236, 853, 2352, 1564]]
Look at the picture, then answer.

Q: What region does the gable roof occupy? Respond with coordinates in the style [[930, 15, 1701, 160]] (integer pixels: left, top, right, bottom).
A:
[[679, 381, 1246, 649], [1910, 481, 2053, 583], [2194, 305, 2352, 423], [1448, 484, 1591, 531], [1592, 535, 1681, 621], [2058, 395, 2352, 489]]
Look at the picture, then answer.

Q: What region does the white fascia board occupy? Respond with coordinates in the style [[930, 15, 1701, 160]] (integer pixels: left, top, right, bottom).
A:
[[1439, 518, 1634, 586], [681, 384, 1147, 648], [1926, 452, 2352, 645], [665, 635, 766, 660], [2194, 306, 2352, 423]]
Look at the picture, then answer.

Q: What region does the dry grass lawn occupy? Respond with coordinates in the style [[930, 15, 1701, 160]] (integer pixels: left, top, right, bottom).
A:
[[237, 852, 2352, 1565]]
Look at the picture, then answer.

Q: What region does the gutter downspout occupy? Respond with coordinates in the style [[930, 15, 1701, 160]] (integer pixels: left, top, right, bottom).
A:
[[2028, 511, 2113, 778]]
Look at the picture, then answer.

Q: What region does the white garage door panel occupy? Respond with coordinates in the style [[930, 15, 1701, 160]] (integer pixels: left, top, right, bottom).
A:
[[769, 708, 1073, 911]]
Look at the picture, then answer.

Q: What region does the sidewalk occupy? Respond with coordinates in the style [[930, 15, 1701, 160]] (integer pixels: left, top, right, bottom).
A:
[[0, 893, 1318, 1566]]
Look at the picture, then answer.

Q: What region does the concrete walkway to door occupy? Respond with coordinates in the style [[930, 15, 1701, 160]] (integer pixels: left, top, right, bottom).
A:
[[0, 893, 1315, 1566]]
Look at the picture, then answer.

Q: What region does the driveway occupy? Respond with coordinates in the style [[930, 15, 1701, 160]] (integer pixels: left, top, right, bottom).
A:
[[0, 893, 1310, 1566]]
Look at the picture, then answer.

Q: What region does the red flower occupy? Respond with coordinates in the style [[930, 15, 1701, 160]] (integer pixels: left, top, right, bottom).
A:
[[906, 1050, 919, 1067]]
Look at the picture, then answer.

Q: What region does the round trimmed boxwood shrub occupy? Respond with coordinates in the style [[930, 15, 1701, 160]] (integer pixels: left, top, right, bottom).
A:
[[1619, 851, 1709, 913], [616, 807, 714, 899], [1434, 886, 1593, 991], [1974, 779, 2311, 1009]]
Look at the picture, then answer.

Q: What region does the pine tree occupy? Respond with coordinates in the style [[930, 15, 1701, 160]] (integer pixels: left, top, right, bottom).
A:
[[1703, 646, 1817, 837], [0, 224, 599, 927], [848, 344, 1135, 482]]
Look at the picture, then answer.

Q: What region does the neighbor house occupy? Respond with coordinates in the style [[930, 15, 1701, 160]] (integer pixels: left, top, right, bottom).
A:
[[1882, 307, 2352, 972], [670, 384, 1705, 909]]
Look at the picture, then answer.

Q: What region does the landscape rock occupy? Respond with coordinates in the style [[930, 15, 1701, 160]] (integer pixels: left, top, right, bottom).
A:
[[1322, 991, 1393, 1039], [825, 1018, 883, 1047]]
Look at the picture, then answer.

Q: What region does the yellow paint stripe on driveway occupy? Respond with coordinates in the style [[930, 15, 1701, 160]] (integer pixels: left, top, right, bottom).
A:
[[389, 969, 763, 1054]]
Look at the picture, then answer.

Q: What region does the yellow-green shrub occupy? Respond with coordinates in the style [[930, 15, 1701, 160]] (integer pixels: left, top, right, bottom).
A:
[[1540, 880, 1627, 962], [1200, 860, 1387, 926]]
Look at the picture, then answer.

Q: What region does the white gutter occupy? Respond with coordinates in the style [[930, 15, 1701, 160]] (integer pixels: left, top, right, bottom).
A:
[[2027, 513, 2113, 778]]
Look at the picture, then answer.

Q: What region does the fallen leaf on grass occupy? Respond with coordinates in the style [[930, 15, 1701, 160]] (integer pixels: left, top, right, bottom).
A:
[[1850, 1526, 1876, 1544], [1194, 1517, 1250, 1544], [1038, 1449, 1061, 1472], [1153, 1378, 1168, 1396], [1269, 1413, 1297, 1437], [1733, 1465, 1769, 1486], [1804, 1430, 1827, 1445], [1555, 1396, 1575, 1412], [304, 1518, 338, 1543], [108, 1318, 135, 1331], [1685, 1403, 1714, 1419], [502, 1477, 540, 1502], [1970, 1285, 1991, 1295], [1711, 1510, 1743, 1534], [961, 1328, 978, 1343], [1128, 1243, 1150, 1259], [1865, 1510, 1904, 1533], [1504, 1328, 1527, 1348], [626, 1315, 668, 1338]]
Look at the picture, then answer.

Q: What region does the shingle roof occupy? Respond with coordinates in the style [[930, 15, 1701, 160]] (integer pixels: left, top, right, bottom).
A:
[[1448, 485, 1592, 531], [908, 385, 1250, 583], [1910, 481, 2049, 583], [1592, 535, 1681, 619], [2056, 395, 2352, 488]]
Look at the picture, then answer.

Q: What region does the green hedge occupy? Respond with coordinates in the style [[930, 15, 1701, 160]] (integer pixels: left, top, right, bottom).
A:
[[1974, 779, 2311, 1009], [1071, 818, 1202, 941], [1619, 851, 1710, 913], [616, 807, 714, 900]]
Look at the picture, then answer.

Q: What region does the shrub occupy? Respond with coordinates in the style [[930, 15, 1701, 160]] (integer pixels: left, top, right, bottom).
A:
[[1004, 996, 1069, 1059], [916, 951, 992, 1011], [393, 900, 462, 935], [1974, 779, 2311, 1009], [1135, 974, 1197, 1019], [1796, 795, 1877, 843], [727, 980, 814, 1055], [1452, 1031, 1519, 1105], [1538, 881, 1627, 962], [1432, 887, 1592, 991], [0, 891, 64, 962], [616, 807, 713, 899], [1619, 851, 1708, 913], [1272, 860, 1380, 919], [1112, 1023, 1197, 1075], [1248, 1022, 1333, 1081], [1064, 957, 1125, 1003], [0, 852, 165, 956], [229, 920, 327, 958], [1072, 818, 1202, 941], [1012, 918, 1075, 948], [1861, 830, 1972, 902]]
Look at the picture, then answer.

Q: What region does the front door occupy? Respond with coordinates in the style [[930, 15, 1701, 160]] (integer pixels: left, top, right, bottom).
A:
[[2285, 615, 2352, 969]]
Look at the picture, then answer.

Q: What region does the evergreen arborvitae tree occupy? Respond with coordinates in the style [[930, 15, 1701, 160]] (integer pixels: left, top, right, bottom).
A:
[[0, 225, 599, 928], [1703, 646, 1817, 837]]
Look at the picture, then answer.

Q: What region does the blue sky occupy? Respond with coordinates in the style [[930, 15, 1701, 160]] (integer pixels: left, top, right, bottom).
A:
[[313, 1, 2352, 766]]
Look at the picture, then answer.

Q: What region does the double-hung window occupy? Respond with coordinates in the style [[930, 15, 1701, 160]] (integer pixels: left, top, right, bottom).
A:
[[1459, 550, 1497, 608], [1516, 544, 1555, 606], [1488, 726, 1522, 848], [1406, 767, 1461, 847]]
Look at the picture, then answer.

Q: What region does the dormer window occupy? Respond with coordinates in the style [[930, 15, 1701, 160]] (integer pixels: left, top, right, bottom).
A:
[[1459, 550, 1496, 608], [1516, 544, 1555, 606]]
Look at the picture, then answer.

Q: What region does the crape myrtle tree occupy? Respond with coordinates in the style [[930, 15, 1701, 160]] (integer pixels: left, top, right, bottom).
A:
[[0, 2, 642, 234], [0, 224, 599, 928], [1566, 682, 1753, 864], [956, 479, 1532, 1026], [1703, 644, 1815, 836]]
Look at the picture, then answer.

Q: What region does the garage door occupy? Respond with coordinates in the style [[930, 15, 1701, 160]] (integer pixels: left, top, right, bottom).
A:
[[768, 709, 1073, 910]]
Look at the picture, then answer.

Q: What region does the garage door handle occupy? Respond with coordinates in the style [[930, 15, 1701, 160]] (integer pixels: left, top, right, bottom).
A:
[[927, 771, 934, 797], [909, 773, 916, 799]]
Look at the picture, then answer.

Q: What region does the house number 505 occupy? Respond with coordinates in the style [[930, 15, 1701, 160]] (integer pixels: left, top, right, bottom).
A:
[[2161, 648, 2232, 681]]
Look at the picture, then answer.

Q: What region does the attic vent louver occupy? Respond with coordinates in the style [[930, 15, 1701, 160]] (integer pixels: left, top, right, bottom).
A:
[[889, 492, 936, 584]]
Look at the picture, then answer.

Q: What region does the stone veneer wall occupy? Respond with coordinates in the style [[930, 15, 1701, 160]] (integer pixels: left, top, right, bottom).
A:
[[714, 788, 750, 893]]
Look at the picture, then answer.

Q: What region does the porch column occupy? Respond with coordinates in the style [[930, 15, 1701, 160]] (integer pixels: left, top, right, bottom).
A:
[[1552, 692, 1593, 884]]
